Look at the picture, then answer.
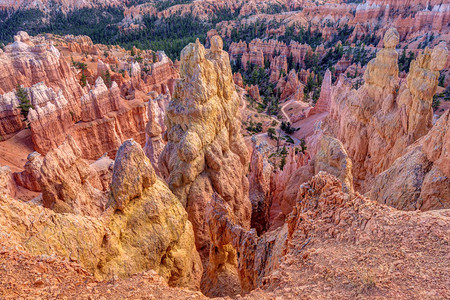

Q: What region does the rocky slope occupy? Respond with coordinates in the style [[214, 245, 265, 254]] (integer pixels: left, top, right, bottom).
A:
[[368, 110, 450, 211], [207, 172, 450, 298]]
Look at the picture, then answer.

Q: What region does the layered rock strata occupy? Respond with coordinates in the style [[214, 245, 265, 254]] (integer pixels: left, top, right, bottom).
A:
[[207, 172, 450, 297], [248, 140, 273, 235], [20, 136, 107, 217], [159, 36, 251, 296], [144, 92, 169, 174], [308, 69, 332, 116]]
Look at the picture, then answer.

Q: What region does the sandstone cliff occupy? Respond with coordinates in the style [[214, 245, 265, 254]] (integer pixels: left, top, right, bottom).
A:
[[0, 32, 177, 162], [158, 36, 251, 296], [273, 131, 354, 217], [159, 37, 251, 251]]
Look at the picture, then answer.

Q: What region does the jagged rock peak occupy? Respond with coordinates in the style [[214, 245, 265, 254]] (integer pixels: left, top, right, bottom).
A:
[[382, 27, 399, 49], [159, 36, 250, 294], [108, 139, 156, 211]]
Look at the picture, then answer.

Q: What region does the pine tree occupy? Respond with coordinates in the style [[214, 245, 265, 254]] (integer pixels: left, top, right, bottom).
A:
[[16, 85, 34, 128], [80, 73, 87, 87], [102, 70, 112, 88]]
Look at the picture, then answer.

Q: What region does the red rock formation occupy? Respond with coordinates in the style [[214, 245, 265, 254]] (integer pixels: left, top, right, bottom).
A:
[[280, 69, 303, 102], [0, 138, 203, 289], [0, 166, 16, 197], [80, 77, 120, 122], [144, 93, 169, 174], [25, 136, 107, 216], [247, 85, 261, 103], [325, 29, 448, 191], [269, 55, 287, 82], [13, 152, 42, 192], [308, 69, 332, 116], [65, 35, 99, 55], [369, 110, 450, 211], [0, 32, 178, 163], [233, 72, 244, 88], [71, 100, 148, 159], [160, 37, 251, 252], [207, 171, 450, 297], [0, 32, 83, 125], [0, 91, 24, 136], [272, 131, 353, 217], [242, 49, 264, 70], [159, 37, 250, 296], [248, 140, 273, 235]]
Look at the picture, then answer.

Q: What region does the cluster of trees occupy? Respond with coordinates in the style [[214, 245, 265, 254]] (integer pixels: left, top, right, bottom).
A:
[[304, 73, 323, 103], [0, 6, 237, 61], [246, 119, 263, 134], [398, 48, 415, 73], [235, 63, 281, 117], [328, 24, 354, 47], [154, 0, 192, 11], [280, 121, 299, 134], [280, 25, 323, 48]]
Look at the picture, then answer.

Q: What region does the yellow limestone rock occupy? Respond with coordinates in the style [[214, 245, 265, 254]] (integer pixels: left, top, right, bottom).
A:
[[159, 36, 251, 251], [159, 36, 251, 296], [0, 139, 202, 289]]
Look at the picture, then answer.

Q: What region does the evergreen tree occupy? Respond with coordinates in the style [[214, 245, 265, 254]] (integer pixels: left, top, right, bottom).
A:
[[80, 73, 87, 87], [102, 70, 112, 88], [16, 85, 34, 128]]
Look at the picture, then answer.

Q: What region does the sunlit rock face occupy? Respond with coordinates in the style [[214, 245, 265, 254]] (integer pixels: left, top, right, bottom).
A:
[[158, 36, 251, 296], [368, 110, 450, 211], [0, 139, 203, 289], [159, 36, 251, 252]]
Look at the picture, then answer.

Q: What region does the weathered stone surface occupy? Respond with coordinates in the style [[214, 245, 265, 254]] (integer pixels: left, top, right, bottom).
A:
[[368, 110, 450, 211], [80, 77, 120, 122], [0, 166, 16, 197], [108, 139, 156, 211], [160, 37, 251, 251], [308, 69, 332, 116], [274, 131, 354, 217], [207, 171, 450, 298], [0, 139, 202, 289], [144, 93, 169, 174], [25, 136, 107, 217], [248, 140, 273, 235], [280, 69, 303, 102], [159, 36, 250, 296]]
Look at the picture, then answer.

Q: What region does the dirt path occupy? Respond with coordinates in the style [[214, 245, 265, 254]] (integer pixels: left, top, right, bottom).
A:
[[280, 99, 296, 122]]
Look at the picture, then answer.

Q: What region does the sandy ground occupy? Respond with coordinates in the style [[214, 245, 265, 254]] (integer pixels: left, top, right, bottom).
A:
[[0, 129, 34, 172]]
